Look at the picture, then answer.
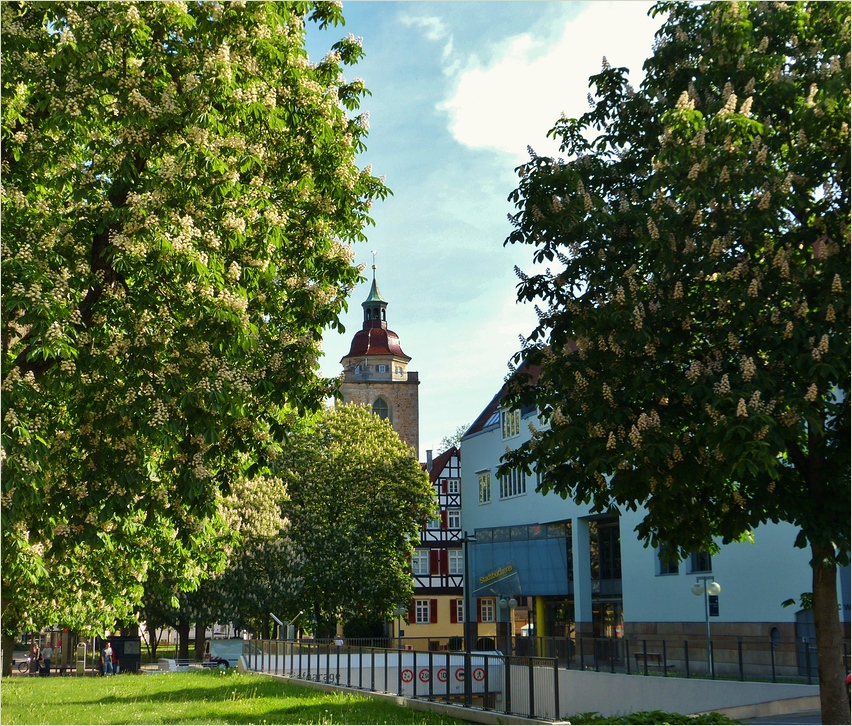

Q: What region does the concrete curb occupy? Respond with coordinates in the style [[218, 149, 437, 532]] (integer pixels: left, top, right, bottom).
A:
[[699, 695, 821, 721]]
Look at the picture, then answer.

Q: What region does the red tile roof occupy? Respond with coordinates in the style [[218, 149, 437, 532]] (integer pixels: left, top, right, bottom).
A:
[[428, 446, 459, 484], [341, 320, 411, 361]]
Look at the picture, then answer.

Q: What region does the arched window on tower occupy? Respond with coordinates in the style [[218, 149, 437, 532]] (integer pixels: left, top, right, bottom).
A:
[[365, 309, 372, 321], [373, 397, 391, 422], [381, 309, 386, 321], [373, 307, 380, 320]]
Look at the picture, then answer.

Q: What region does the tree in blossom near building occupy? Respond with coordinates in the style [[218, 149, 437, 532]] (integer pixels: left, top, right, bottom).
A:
[[502, 2, 849, 722], [281, 405, 435, 636], [141, 474, 296, 658], [1, 0, 387, 673]]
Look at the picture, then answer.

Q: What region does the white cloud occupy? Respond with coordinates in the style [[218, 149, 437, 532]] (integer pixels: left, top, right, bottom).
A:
[[437, 2, 662, 161], [399, 13, 456, 69]]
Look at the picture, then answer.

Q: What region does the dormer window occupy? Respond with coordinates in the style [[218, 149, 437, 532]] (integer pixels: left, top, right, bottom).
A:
[[501, 409, 520, 439]]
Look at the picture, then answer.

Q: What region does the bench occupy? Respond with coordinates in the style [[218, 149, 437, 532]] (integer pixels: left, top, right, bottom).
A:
[[634, 652, 675, 671], [158, 658, 191, 672]]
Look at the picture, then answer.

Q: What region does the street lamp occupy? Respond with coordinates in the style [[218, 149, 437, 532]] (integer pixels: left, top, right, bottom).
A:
[[498, 597, 518, 656], [691, 576, 721, 677], [393, 606, 407, 650]]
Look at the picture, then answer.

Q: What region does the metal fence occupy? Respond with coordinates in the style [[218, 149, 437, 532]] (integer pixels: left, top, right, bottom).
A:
[[243, 639, 561, 721], [298, 633, 846, 685], [511, 634, 840, 684]]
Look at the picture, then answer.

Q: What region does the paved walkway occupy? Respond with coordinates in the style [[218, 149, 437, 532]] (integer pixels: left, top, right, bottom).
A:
[[739, 711, 821, 724]]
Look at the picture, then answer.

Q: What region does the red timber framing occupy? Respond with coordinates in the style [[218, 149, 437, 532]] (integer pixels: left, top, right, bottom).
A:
[[412, 447, 463, 596]]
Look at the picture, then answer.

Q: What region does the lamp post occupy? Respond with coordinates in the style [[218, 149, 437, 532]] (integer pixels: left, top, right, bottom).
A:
[[393, 606, 406, 650], [691, 576, 721, 677], [462, 531, 477, 708], [498, 597, 518, 656], [462, 531, 477, 653]]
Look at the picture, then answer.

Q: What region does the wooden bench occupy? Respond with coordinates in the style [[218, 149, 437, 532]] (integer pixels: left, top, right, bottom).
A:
[[634, 652, 674, 671]]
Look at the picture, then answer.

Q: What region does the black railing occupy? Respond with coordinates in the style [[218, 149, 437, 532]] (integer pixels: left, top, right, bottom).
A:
[[244, 639, 561, 721], [513, 633, 842, 685]]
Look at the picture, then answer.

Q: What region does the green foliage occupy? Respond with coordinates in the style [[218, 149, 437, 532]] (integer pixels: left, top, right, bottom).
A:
[[504, 0, 849, 562], [1, 0, 388, 636], [207, 474, 302, 634], [438, 424, 468, 453], [281, 404, 435, 632], [503, 2, 849, 720], [1, 670, 467, 724]]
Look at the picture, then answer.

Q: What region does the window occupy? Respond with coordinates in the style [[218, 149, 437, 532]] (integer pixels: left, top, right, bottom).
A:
[[456, 599, 464, 623], [448, 479, 460, 494], [449, 549, 463, 575], [426, 517, 441, 530], [478, 472, 491, 504], [415, 599, 431, 624], [479, 598, 495, 623], [657, 545, 679, 575], [689, 551, 712, 573], [501, 409, 520, 439], [499, 467, 527, 499], [589, 517, 622, 581], [412, 550, 429, 575], [377, 364, 388, 373], [395, 366, 403, 375], [372, 397, 391, 421], [447, 509, 461, 529]]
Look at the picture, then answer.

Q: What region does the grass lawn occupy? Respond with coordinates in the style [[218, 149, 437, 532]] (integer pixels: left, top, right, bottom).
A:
[[1, 670, 468, 725]]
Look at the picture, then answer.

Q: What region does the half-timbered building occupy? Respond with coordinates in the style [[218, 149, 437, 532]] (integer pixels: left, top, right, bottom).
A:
[[402, 446, 483, 648]]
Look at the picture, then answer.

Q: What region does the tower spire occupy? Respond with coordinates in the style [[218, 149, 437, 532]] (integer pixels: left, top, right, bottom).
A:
[[362, 251, 386, 326]]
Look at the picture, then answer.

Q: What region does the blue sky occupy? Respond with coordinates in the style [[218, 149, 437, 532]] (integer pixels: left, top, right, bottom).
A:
[[309, 2, 664, 461]]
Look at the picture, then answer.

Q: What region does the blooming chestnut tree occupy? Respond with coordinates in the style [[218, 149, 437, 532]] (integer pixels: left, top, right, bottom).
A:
[[1, 0, 388, 667], [280, 405, 435, 636], [502, 2, 849, 721], [140, 474, 296, 658]]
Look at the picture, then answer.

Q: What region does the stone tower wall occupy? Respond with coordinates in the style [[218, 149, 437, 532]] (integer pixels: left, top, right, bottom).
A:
[[339, 374, 420, 455]]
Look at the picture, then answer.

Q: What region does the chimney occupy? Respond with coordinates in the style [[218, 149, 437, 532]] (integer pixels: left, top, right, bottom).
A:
[[426, 449, 433, 472]]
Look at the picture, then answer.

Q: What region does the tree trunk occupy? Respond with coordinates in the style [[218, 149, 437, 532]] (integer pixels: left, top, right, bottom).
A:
[[194, 622, 207, 661], [176, 621, 190, 660], [811, 542, 850, 725], [149, 632, 159, 661], [1, 633, 15, 677], [60, 630, 72, 675]]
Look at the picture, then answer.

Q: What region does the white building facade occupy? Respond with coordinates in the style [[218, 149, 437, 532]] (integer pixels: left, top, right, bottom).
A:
[[460, 373, 849, 675]]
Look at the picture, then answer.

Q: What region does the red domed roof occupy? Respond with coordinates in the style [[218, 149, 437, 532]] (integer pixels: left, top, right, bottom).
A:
[[341, 320, 411, 361]]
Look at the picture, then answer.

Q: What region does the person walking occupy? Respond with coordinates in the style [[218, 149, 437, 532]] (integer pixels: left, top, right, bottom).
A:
[[41, 643, 53, 676], [28, 642, 40, 676], [103, 642, 114, 675]]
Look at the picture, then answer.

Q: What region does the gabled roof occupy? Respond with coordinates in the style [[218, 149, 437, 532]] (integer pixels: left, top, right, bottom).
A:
[[429, 446, 459, 484], [463, 361, 543, 438]]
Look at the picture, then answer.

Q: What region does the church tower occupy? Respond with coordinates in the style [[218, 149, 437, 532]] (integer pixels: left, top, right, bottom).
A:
[[339, 259, 420, 454]]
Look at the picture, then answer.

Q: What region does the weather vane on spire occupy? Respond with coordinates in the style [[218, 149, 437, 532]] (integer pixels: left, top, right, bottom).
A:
[[371, 250, 377, 279]]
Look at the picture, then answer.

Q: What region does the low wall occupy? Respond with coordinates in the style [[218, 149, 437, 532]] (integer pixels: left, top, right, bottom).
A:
[[556, 669, 819, 719]]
